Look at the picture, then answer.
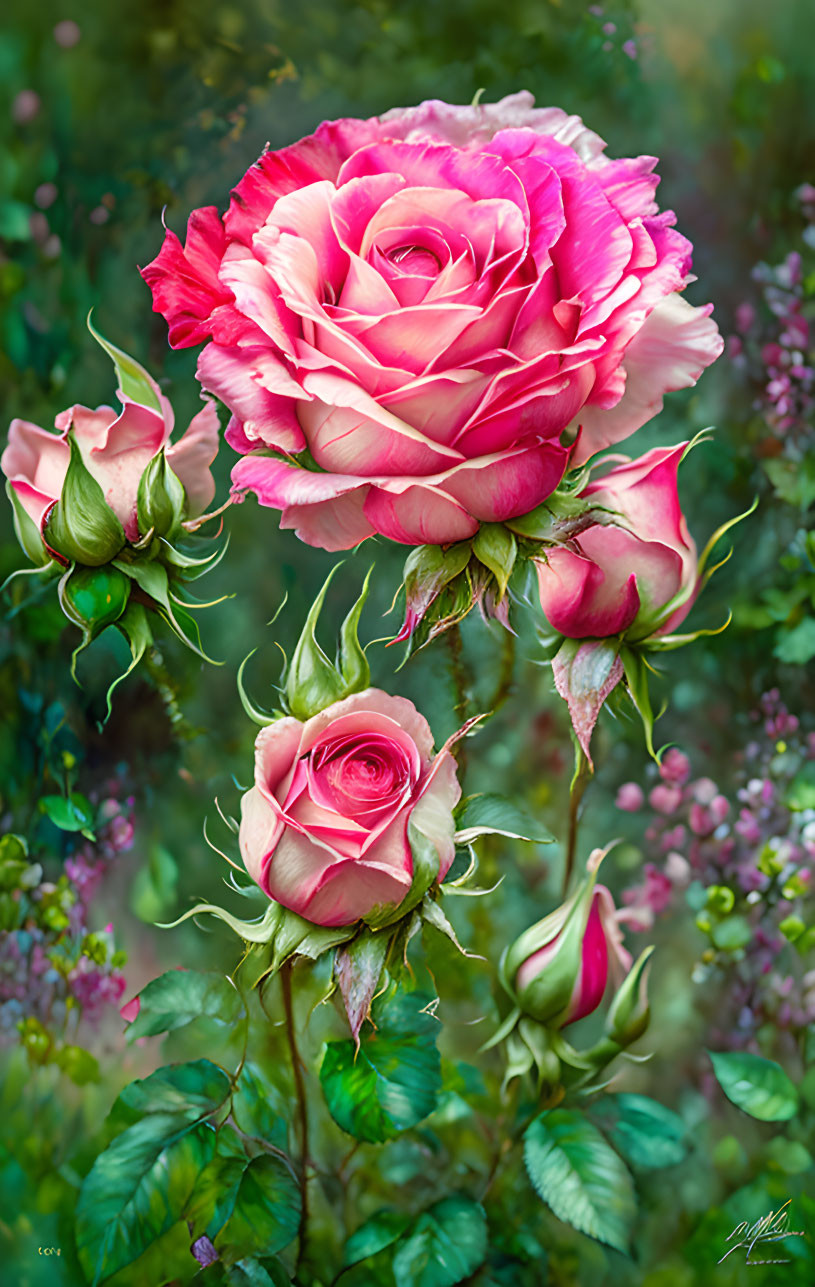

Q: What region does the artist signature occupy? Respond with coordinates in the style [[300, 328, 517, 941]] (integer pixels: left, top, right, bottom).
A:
[[718, 1200, 805, 1267]]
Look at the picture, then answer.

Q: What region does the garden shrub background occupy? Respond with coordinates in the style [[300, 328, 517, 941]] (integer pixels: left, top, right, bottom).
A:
[[1, 0, 815, 1283]]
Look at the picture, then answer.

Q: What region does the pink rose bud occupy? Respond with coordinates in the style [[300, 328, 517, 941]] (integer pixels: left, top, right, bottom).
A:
[[239, 690, 460, 926], [2, 333, 219, 562], [535, 443, 699, 642], [659, 747, 691, 787], [142, 93, 721, 551], [615, 782, 644, 812], [503, 849, 632, 1028]]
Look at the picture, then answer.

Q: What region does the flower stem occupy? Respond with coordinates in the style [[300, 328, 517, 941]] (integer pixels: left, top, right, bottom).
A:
[[280, 959, 310, 1274], [143, 645, 196, 740], [488, 628, 516, 716], [563, 744, 591, 896], [446, 622, 470, 776]]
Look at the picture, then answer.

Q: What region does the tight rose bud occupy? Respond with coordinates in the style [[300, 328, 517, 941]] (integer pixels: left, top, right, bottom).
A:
[[535, 443, 697, 642], [502, 850, 632, 1028]]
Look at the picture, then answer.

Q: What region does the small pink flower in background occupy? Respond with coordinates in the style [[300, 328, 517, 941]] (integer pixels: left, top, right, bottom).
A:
[[239, 690, 460, 927], [660, 747, 691, 787], [649, 784, 683, 815], [143, 91, 721, 550], [615, 782, 644, 812], [535, 443, 698, 641], [2, 381, 219, 548]]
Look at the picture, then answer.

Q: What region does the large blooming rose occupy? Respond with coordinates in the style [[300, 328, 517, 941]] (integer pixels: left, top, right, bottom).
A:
[[2, 388, 219, 548], [143, 92, 723, 550], [239, 690, 460, 927], [534, 442, 697, 641]]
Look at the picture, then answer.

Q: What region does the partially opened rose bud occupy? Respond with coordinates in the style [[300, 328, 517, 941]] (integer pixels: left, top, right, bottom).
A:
[[502, 850, 632, 1029], [535, 443, 698, 643]]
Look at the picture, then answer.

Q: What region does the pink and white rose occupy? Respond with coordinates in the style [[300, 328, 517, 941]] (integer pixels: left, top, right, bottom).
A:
[[142, 91, 722, 551], [239, 689, 460, 927], [535, 442, 697, 641], [2, 387, 219, 548]]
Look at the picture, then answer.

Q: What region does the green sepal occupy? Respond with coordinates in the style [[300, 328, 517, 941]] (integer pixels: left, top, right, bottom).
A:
[[160, 534, 230, 579], [113, 557, 221, 664], [285, 565, 372, 720], [619, 646, 659, 761], [105, 602, 153, 720], [237, 650, 284, 727], [505, 490, 618, 543], [136, 449, 187, 540], [44, 436, 126, 566], [87, 312, 163, 413], [472, 523, 516, 600], [6, 479, 50, 566], [603, 946, 653, 1047], [161, 897, 355, 970], [334, 927, 390, 1045]]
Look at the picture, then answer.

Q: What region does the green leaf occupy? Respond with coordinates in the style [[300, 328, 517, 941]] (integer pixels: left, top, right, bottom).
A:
[[454, 793, 554, 844], [125, 970, 245, 1043], [88, 314, 163, 413], [343, 1209, 412, 1269], [391, 1196, 488, 1287], [320, 988, 442, 1143], [199, 1259, 292, 1286], [39, 791, 96, 838], [472, 524, 516, 599], [131, 843, 179, 923], [775, 617, 815, 665], [594, 1094, 686, 1170], [55, 1044, 100, 1086], [524, 1108, 636, 1253], [214, 1155, 300, 1264], [76, 1116, 215, 1284], [117, 1060, 232, 1123], [44, 436, 126, 566], [232, 1065, 289, 1152], [709, 1050, 799, 1121]]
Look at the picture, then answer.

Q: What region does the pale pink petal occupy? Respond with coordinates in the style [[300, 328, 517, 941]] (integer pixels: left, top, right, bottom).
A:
[[536, 548, 641, 639], [166, 399, 220, 516], [254, 717, 306, 802], [571, 294, 724, 463], [440, 441, 568, 521], [410, 750, 461, 881], [239, 785, 286, 893], [280, 489, 375, 551], [300, 854, 412, 926], [2, 419, 70, 527], [363, 483, 479, 545], [197, 344, 306, 454]]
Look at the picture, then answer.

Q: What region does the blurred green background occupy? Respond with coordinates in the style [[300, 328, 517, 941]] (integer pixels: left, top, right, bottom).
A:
[[1, 0, 815, 1283]]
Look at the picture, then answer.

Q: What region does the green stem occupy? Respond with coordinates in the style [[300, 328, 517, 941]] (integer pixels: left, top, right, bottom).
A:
[[143, 645, 197, 740], [446, 622, 470, 777], [280, 959, 310, 1274], [563, 744, 591, 897], [487, 627, 516, 716]]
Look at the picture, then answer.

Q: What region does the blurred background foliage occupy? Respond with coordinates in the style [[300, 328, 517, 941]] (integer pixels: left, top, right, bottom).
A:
[[1, 0, 814, 1283]]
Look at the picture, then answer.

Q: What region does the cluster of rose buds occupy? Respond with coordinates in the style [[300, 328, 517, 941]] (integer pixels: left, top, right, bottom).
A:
[[616, 690, 815, 1053]]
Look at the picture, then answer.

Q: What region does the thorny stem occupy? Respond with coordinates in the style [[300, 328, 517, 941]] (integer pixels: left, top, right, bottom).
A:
[[446, 622, 470, 777], [563, 744, 591, 897], [143, 646, 196, 740], [487, 628, 516, 717], [281, 959, 310, 1275]]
